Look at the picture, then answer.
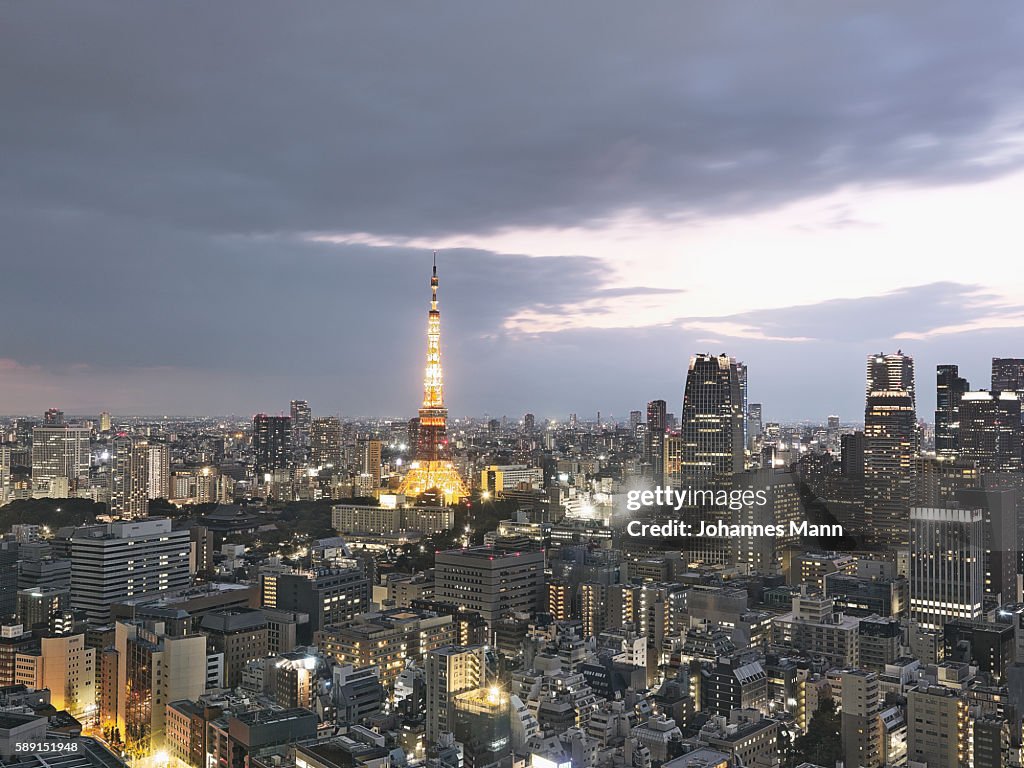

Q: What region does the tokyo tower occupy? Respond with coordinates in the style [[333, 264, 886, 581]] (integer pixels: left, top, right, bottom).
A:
[[397, 254, 469, 504]]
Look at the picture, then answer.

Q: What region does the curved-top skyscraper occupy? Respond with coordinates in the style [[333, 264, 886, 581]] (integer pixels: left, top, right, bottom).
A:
[[397, 255, 469, 504]]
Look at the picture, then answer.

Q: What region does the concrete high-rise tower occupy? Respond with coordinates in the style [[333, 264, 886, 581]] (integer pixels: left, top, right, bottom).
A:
[[864, 352, 918, 545], [398, 255, 469, 503], [290, 400, 312, 461], [935, 364, 969, 458], [646, 399, 667, 487], [110, 435, 150, 519]]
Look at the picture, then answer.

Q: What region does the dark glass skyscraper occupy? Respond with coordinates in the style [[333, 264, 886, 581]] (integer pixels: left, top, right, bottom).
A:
[[289, 399, 311, 461], [253, 414, 292, 478], [680, 353, 744, 487], [991, 358, 1024, 392], [646, 399, 667, 487], [863, 352, 918, 545], [935, 364, 969, 458], [959, 391, 1023, 474]]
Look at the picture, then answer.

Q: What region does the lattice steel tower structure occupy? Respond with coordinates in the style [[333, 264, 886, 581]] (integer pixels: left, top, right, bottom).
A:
[[398, 255, 469, 504]]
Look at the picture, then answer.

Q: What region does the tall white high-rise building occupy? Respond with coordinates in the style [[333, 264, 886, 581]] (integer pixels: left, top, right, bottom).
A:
[[110, 435, 150, 518], [69, 518, 190, 622], [0, 445, 11, 506], [909, 505, 983, 630], [147, 441, 171, 500], [31, 424, 90, 497], [291, 399, 312, 461]]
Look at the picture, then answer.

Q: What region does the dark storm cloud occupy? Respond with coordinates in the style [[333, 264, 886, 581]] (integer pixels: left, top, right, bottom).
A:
[[683, 283, 1015, 345], [3, 2, 1024, 239]]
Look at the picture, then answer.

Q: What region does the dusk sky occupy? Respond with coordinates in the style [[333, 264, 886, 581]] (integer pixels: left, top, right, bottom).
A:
[[4, 3, 1024, 422]]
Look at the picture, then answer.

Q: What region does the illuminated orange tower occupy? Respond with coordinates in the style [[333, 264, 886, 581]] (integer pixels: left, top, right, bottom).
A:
[[397, 254, 469, 503]]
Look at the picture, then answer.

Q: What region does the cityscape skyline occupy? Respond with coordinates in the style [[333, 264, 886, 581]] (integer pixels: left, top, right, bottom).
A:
[[7, 6, 1024, 768]]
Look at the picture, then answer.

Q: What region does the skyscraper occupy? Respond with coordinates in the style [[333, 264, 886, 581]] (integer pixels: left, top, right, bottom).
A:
[[360, 438, 383, 490], [253, 414, 292, 478], [991, 358, 1024, 392], [735, 360, 749, 449], [110, 435, 150, 519], [958, 390, 1023, 474], [747, 403, 763, 450], [290, 399, 312, 461], [310, 416, 343, 470], [909, 505, 983, 630], [863, 352, 918, 545], [679, 353, 744, 487], [935, 364, 970, 458], [646, 399, 667, 487], [147, 440, 170, 500], [397, 256, 469, 504], [31, 423, 90, 497]]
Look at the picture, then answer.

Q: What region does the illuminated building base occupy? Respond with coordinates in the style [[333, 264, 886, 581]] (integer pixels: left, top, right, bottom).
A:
[[398, 460, 469, 505]]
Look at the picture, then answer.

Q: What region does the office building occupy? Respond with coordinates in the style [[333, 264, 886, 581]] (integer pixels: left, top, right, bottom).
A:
[[958, 391, 1023, 474], [646, 399, 667, 487], [747, 403, 763, 450], [426, 645, 487, 745], [199, 609, 269, 688], [69, 518, 191, 622], [290, 399, 312, 460], [957, 486, 1018, 605], [732, 467, 802, 575], [260, 567, 369, 640], [310, 417, 343, 470], [700, 655, 768, 716], [480, 465, 544, 496], [16, 633, 95, 719], [909, 505, 983, 630], [991, 358, 1024, 392], [679, 354, 744, 487], [772, 589, 861, 667], [936, 365, 970, 458], [30, 424, 90, 497], [112, 620, 207, 757], [434, 545, 544, 629], [864, 351, 918, 545], [253, 414, 292, 478], [16, 586, 70, 632]]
